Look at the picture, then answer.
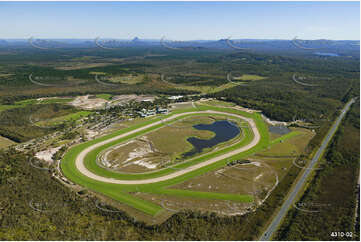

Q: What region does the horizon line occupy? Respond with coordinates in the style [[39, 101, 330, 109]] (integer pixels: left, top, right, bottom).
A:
[[2, 37, 360, 41]]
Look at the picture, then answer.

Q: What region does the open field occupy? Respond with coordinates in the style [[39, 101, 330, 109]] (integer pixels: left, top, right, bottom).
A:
[[232, 74, 266, 81], [108, 74, 144, 85], [160, 73, 238, 94], [203, 100, 237, 107], [172, 160, 265, 197], [134, 192, 253, 218], [36, 110, 91, 126], [0, 136, 16, 149], [165, 82, 239, 95], [95, 93, 113, 100], [170, 102, 194, 110], [55, 62, 113, 70], [251, 127, 314, 175]]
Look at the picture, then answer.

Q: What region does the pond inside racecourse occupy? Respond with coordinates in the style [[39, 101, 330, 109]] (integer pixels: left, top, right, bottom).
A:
[[182, 120, 240, 158]]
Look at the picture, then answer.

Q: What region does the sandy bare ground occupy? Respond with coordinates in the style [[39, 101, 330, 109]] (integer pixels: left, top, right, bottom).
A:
[[70, 95, 107, 110], [35, 146, 62, 164], [261, 114, 288, 126], [111, 94, 155, 104], [74, 110, 260, 184]]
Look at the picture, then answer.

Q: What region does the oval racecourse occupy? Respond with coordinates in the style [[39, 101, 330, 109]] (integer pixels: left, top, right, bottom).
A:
[[61, 104, 271, 216]]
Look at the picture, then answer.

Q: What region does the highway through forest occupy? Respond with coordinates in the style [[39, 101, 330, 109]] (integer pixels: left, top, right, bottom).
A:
[[259, 97, 357, 241]]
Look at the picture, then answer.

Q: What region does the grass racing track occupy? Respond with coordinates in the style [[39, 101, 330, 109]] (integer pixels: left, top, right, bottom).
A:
[[61, 104, 271, 216]]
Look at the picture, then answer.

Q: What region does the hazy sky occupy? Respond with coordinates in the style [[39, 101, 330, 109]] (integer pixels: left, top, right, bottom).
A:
[[0, 1, 359, 40]]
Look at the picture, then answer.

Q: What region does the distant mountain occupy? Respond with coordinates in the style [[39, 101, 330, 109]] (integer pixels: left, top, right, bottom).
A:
[[0, 39, 8, 46], [0, 38, 358, 55]]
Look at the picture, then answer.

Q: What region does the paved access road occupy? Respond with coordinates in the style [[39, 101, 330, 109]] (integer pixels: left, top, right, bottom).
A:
[[75, 110, 260, 185], [260, 98, 357, 241]]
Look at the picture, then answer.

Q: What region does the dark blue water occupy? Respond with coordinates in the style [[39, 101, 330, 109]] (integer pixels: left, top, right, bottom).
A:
[[182, 120, 240, 158], [313, 52, 339, 57]]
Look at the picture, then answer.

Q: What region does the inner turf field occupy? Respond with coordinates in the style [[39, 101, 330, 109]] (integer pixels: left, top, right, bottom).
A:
[[99, 114, 246, 173]]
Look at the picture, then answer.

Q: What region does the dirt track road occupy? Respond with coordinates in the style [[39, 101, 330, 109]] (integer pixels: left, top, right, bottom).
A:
[[75, 110, 261, 184]]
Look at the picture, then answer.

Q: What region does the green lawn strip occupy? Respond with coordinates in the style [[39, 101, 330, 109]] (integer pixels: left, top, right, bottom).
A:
[[40, 98, 74, 104], [59, 111, 91, 121], [101, 189, 162, 216], [153, 189, 253, 202], [96, 94, 113, 100], [83, 113, 254, 180], [270, 131, 302, 145], [14, 99, 39, 105]]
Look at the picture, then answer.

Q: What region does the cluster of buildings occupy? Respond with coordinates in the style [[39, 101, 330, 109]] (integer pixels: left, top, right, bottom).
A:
[[137, 107, 168, 117], [167, 95, 183, 100]]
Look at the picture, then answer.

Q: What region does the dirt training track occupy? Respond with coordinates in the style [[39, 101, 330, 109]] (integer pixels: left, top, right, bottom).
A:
[[75, 110, 260, 184]]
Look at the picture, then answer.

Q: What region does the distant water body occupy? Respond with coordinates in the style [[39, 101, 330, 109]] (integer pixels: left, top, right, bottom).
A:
[[313, 52, 339, 57]]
